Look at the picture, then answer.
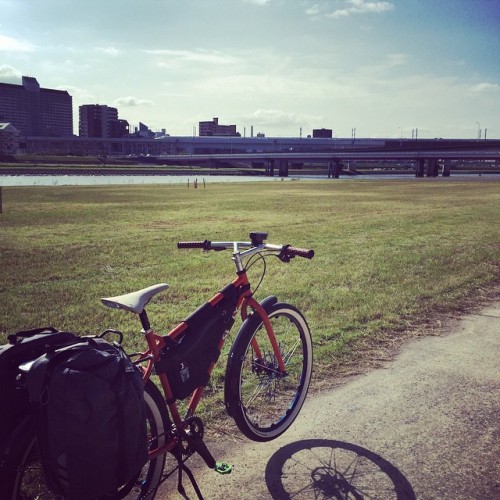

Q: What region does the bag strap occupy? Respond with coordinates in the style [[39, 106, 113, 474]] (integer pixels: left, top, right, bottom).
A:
[[8, 326, 59, 345]]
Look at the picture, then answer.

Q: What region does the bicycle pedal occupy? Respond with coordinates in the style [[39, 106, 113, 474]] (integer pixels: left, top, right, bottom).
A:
[[214, 462, 233, 475]]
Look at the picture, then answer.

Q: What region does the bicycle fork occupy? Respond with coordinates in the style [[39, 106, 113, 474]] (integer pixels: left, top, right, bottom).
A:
[[243, 295, 286, 374]]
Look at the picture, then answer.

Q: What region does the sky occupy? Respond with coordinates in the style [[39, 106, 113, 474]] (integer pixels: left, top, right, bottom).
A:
[[0, 0, 499, 139]]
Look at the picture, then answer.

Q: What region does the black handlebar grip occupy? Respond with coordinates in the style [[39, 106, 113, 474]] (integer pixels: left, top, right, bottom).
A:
[[285, 246, 315, 259], [177, 240, 211, 249]]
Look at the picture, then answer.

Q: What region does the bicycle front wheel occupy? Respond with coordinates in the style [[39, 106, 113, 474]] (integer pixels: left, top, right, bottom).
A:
[[225, 302, 313, 442], [0, 380, 168, 500]]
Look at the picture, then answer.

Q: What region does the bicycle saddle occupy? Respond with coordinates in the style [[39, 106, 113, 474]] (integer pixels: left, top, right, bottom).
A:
[[101, 283, 169, 314]]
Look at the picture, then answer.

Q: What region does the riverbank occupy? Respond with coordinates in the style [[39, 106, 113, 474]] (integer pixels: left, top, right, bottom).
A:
[[0, 165, 500, 180], [2, 181, 498, 394], [0, 164, 256, 177]]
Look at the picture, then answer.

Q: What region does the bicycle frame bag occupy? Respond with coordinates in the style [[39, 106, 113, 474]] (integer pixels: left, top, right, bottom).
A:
[[27, 337, 148, 500], [0, 327, 79, 454], [155, 283, 238, 401]]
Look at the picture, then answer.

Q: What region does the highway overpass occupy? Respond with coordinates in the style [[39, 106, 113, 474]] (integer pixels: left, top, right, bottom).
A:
[[18, 136, 500, 177], [151, 149, 500, 178]]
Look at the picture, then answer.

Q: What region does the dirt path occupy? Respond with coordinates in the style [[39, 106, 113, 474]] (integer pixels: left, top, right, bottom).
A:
[[156, 300, 500, 499]]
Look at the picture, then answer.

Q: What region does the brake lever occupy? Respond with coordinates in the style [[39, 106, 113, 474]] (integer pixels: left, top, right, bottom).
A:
[[278, 245, 295, 263]]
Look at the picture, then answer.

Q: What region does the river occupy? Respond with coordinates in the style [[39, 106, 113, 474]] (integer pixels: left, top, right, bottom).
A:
[[0, 173, 494, 187]]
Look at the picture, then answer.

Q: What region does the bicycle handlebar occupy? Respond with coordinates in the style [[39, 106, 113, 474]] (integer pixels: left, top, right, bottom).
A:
[[177, 240, 314, 260], [177, 240, 212, 250], [282, 245, 315, 260]]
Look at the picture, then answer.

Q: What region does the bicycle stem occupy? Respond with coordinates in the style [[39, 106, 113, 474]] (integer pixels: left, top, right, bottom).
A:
[[232, 251, 244, 273], [232, 243, 283, 273]]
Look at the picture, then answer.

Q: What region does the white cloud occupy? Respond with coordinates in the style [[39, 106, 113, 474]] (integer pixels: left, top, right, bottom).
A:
[[470, 82, 499, 93], [348, 0, 393, 13], [243, 0, 273, 5], [147, 49, 237, 66], [96, 46, 120, 56], [306, 4, 321, 16], [308, 0, 394, 19], [0, 34, 35, 52], [62, 85, 96, 103], [114, 96, 153, 107], [0, 64, 22, 83]]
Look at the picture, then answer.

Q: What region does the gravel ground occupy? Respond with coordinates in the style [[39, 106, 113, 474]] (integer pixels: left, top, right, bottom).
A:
[[157, 299, 500, 500]]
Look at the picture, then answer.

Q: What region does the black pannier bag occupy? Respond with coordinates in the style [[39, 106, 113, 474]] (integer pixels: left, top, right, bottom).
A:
[[0, 327, 79, 454], [155, 283, 238, 401], [27, 337, 148, 500]]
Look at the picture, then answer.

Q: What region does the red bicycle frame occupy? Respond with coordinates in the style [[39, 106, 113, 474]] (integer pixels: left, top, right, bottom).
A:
[[138, 267, 285, 459]]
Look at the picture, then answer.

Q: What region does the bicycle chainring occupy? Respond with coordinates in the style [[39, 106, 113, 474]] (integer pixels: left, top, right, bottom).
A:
[[180, 416, 205, 456]]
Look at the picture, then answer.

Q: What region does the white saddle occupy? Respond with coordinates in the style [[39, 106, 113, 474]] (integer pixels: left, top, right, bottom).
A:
[[101, 283, 169, 314]]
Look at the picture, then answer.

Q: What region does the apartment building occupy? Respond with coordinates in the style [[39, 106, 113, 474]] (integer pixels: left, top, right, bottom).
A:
[[199, 117, 240, 137], [79, 104, 129, 138], [0, 76, 73, 136]]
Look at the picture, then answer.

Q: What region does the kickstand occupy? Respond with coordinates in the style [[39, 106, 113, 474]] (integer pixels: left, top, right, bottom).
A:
[[177, 461, 204, 500], [175, 437, 213, 499], [172, 437, 232, 499]]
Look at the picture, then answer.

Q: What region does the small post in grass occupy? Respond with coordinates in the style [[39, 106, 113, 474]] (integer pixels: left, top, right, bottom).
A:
[[0, 187, 2, 214]]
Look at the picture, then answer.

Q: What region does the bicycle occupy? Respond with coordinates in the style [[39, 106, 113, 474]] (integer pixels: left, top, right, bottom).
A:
[[4, 231, 314, 499]]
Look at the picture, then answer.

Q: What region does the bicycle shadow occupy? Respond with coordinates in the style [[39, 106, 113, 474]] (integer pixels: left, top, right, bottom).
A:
[[265, 439, 416, 499]]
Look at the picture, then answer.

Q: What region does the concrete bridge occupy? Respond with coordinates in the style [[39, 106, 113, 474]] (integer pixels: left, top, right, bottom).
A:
[[153, 149, 500, 178], [20, 136, 500, 177]]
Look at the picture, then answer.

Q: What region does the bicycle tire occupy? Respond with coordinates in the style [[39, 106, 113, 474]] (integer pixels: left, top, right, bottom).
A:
[[0, 380, 169, 500], [225, 302, 313, 442]]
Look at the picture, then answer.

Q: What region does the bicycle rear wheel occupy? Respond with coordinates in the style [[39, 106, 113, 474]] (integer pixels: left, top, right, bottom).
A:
[[225, 302, 313, 442], [0, 380, 168, 500]]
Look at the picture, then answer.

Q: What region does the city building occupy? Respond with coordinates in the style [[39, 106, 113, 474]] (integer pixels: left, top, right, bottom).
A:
[[313, 128, 333, 138], [0, 76, 73, 136], [131, 122, 155, 139], [79, 104, 129, 138], [0, 122, 20, 154], [199, 117, 240, 137]]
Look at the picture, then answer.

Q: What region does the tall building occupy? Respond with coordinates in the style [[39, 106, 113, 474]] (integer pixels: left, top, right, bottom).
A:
[[0, 76, 73, 136], [199, 117, 240, 137], [79, 105, 129, 138]]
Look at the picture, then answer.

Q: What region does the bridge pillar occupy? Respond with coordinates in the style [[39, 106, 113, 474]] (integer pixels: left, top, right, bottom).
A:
[[442, 160, 451, 177], [328, 160, 341, 178], [416, 158, 425, 177], [278, 160, 289, 177], [426, 158, 439, 177], [265, 160, 275, 176]]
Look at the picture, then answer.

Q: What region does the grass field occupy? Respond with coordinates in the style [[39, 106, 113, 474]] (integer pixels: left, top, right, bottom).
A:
[[1, 179, 499, 413]]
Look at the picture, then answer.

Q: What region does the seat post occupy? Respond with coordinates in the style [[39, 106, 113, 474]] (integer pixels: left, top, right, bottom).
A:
[[139, 309, 151, 331]]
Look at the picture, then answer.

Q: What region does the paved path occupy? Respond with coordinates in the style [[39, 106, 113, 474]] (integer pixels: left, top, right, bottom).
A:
[[157, 301, 500, 499]]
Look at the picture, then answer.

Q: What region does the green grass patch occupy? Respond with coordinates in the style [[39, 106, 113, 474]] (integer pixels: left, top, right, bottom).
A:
[[1, 180, 499, 411]]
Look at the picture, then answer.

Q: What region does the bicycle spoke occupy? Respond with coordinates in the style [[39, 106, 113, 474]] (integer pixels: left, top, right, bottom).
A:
[[230, 304, 312, 440]]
